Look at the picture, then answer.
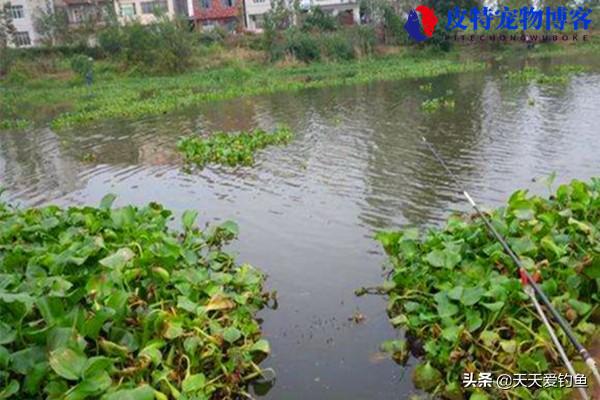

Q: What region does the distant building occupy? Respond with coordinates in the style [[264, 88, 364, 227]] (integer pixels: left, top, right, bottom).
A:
[[243, 0, 269, 31], [52, 0, 112, 27], [302, 0, 359, 25], [192, 0, 240, 31], [6, 0, 49, 46], [243, 0, 359, 32], [114, 0, 191, 24]]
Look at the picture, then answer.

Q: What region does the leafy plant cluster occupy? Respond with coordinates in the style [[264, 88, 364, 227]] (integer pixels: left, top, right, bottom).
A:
[[1, 54, 484, 130], [504, 65, 589, 85], [0, 195, 271, 399], [421, 90, 455, 113], [98, 17, 194, 75], [177, 127, 293, 169], [375, 179, 600, 399]]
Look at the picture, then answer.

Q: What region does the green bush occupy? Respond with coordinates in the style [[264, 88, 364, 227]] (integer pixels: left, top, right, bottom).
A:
[[97, 18, 193, 74], [284, 29, 321, 62], [301, 7, 338, 32], [98, 26, 125, 56], [70, 54, 94, 79], [324, 33, 355, 61]]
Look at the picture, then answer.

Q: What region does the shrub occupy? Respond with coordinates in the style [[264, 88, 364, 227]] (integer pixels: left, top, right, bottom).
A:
[[284, 29, 321, 62], [70, 54, 94, 79], [98, 26, 125, 56], [301, 7, 338, 32], [324, 33, 355, 61]]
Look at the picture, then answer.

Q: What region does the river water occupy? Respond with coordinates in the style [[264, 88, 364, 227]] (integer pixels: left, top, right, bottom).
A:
[[1, 55, 599, 399]]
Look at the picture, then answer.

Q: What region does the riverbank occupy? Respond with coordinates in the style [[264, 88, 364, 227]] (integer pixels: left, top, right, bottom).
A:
[[1, 41, 598, 131]]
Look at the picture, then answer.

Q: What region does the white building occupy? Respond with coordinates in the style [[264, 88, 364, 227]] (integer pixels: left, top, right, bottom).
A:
[[7, 0, 50, 46], [244, 0, 270, 31], [114, 0, 178, 24], [243, 0, 359, 32]]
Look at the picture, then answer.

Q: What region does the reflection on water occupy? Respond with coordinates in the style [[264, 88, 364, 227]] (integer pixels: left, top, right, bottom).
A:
[[1, 57, 599, 399]]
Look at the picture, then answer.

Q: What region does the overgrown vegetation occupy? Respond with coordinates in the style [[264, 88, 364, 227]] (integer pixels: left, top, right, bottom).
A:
[[421, 91, 455, 112], [177, 127, 293, 169], [505, 64, 590, 85], [0, 195, 272, 399], [0, 53, 485, 130], [374, 178, 600, 399]]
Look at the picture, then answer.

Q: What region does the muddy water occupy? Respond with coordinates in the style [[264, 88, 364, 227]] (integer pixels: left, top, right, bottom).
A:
[[1, 56, 599, 399]]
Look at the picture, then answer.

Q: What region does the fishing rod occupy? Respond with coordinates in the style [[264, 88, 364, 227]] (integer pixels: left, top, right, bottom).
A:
[[420, 137, 600, 391]]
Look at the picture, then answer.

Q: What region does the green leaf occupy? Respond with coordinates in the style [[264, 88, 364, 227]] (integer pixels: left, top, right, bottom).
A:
[[461, 287, 485, 306], [568, 299, 591, 315], [83, 357, 114, 379], [465, 309, 482, 332], [482, 301, 504, 312], [182, 373, 206, 393], [99, 194, 117, 210], [182, 210, 198, 230], [220, 220, 239, 236], [413, 362, 442, 391], [0, 380, 19, 399], [49, 347, 88, 381], [0, 322, 16, 345], [250, 339, 270, 355], [426, 250, 444, 268], [65, 371, 112, 400], [101, 385, 155, 400], [99, 248, 135, 270], [223, 326, 242, 344]]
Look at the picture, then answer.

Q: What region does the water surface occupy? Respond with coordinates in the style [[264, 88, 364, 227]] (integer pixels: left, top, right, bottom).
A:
[[1, 55, 599, 399]]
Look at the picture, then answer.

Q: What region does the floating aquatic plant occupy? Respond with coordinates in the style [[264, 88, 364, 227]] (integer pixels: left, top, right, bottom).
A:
[[421, 95, 455, 113], [504, 64, 588, 85], [374, 178, 600, 399], [177, 127, 294, 169], [0, 195, 271, 399]]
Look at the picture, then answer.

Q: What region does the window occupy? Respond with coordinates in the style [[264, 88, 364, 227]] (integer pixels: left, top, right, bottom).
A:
[[120, 3, 136, 17], [221, 0, 234, 7], [252, 0, 265, 3], [10, 5, 24, 19], [141, 0, 167, 14], [13, 31, 31, 46], [200, 0, 210, 9]]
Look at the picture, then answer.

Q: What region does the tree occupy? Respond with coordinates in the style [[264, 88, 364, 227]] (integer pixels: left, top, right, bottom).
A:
[[34, 6, 70, 45], [0, 2, 16, 76]]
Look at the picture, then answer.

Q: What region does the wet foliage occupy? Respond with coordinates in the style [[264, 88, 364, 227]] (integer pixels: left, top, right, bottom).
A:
[[375, 179, 600, 399], [0, 55, 485, 130], [504, 64, 589, 85], [177, 128, 293, 169], [0, 195, 271, 399]]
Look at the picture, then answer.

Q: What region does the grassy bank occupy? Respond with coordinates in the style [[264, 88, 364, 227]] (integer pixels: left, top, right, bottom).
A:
[[374, 178, 600, 399], [1, 39, 599, 131], [0, 49, 485, 130]]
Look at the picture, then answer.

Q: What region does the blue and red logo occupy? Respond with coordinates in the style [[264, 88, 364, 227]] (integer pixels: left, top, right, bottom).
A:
[[404, 5, 439, 42]]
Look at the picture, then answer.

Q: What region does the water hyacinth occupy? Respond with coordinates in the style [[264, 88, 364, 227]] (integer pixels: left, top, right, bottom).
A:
[[0, 195, 271, 399], [375, 178, 600, 399], [177, 128, 294, 169]]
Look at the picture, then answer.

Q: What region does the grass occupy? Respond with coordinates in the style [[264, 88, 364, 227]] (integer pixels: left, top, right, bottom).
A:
[[1, 50, 485, 130]]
